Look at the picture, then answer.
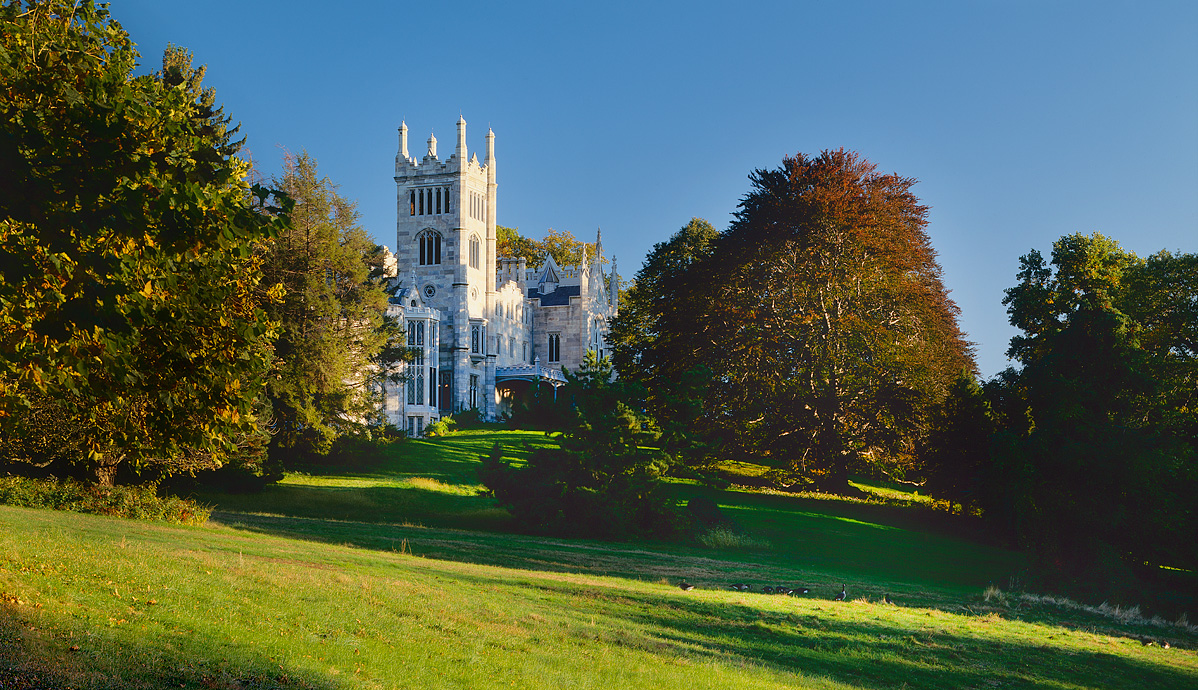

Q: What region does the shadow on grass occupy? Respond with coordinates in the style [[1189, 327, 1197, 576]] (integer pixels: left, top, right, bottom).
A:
[[425, 568, 1198, 690], [0, 602, 339, 690], [204, 483, 513, 532], [275, 431, 556, 483]]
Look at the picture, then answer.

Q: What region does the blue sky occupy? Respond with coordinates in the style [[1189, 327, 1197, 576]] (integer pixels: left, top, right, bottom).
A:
[[118, 1, 1197, 378]]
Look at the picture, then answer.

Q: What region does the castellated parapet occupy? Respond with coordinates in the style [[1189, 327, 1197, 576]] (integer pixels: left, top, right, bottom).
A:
[[383, 118, 618, 435]]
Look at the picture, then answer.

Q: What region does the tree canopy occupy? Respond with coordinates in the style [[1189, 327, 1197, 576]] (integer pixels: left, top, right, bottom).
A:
[[261, 152, 404, 455], [0, 1, 287, 484], [611, 151, 973, 493], [991, 234, 1197, 586], [496, 226, 597, 268]]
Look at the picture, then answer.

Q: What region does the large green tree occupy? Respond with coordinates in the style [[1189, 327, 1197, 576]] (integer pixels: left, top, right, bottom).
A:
[[260, 152, 402, 454], [993, 233, 1197, 587], [609, 218, 723, 471], [0, 1, 286, 484]]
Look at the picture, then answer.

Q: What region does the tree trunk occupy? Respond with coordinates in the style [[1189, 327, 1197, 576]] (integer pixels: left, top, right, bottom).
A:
[[91, 453, 124, 487]]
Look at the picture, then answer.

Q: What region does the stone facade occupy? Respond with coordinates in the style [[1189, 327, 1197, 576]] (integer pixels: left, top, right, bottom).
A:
[[381, 118, 618, 433]]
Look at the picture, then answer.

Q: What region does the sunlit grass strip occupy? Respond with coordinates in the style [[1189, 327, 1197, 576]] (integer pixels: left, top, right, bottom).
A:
[[2, 506, 1195, 689], [983, 585, 1198, 633]]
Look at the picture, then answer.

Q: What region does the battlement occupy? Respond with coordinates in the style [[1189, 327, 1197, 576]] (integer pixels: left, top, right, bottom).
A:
[[394, 118, 493, 180]]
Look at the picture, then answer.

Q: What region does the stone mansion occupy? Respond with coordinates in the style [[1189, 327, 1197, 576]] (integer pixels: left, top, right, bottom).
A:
[[380, 117, 619, 435]]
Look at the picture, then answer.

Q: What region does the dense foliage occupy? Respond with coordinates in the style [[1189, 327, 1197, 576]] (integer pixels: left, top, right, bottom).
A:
[[612, 152, 974, 493], [0, 474, 211, 524], [260, 153, 404, 456], [479, 352, 682, 539], [925, 233, 1197, 600], [0, 1, 287, 484], [496, 225, 597, 268]]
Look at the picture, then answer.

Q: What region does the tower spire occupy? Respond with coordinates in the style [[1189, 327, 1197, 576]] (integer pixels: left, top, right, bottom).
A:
[[398, 121, 408, 159], [427, 131, 437, 158], [456, 115, 467, 161]]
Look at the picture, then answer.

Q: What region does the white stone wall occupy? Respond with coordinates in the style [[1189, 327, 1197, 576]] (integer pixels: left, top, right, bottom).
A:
[[392, 118, 616, 422]]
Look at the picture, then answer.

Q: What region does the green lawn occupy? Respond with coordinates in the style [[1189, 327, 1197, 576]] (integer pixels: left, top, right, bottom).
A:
[[1, 429, 1195, 689]]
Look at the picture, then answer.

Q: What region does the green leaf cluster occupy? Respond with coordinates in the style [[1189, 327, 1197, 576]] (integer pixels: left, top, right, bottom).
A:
[[496, 225, 597, 269], [985, 234, 1198, 587], [260, 152, 404, 455], [0, 1, 286, 483]]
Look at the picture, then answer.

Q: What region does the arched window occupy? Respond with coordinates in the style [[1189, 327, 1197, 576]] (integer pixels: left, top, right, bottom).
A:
[[469, 234, 481, 269], [409, 190, 416, 216], [418, 230, 442, 265]]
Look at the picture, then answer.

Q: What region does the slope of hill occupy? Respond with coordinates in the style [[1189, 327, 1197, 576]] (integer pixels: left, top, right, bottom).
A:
[[1, 430, 1194, 689]]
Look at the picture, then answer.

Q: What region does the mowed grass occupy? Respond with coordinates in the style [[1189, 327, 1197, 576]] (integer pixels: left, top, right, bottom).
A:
[[198, 431, 558, 530], [2, 429, 1196, 688]]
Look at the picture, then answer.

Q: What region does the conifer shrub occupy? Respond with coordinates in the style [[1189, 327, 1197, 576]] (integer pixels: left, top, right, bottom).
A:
[[478, 353, 687, 540]]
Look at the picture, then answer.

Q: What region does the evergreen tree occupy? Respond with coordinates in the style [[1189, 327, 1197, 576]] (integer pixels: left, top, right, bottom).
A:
[[478, 352, 681, 538], [261, 152, 402, 455]]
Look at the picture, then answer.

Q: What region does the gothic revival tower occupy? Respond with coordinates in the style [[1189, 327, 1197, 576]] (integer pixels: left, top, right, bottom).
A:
[[394, 117, 498, 418]]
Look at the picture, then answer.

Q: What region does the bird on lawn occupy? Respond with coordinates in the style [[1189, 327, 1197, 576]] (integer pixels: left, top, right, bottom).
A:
[[679, 581, 695, 591], [883, 593, 894, 605], [776, 586, 793, 596], [795, 587, 810, 595], [834, 584, 847, 601], [729, 583, 750, 591], [762, 586, 774, 594]]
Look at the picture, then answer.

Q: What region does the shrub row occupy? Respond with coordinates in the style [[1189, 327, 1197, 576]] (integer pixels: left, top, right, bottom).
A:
[[0, 475, 211, 525]]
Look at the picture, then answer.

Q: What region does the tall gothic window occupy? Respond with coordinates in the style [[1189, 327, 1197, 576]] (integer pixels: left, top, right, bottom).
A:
[[418, 230, 441, 265], [469, 235, 480, 269], [548, 333, 561, 364], [409, 190, 415, 216], [469, 375, 479, 409], [428, 367, 437, 408]]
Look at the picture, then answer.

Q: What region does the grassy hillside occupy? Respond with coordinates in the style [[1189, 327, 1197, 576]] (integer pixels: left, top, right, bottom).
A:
[[2, 430, 1195, 689]]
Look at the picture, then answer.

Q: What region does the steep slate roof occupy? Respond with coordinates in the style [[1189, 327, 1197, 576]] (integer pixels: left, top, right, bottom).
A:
[[527, 284, 580, 306]]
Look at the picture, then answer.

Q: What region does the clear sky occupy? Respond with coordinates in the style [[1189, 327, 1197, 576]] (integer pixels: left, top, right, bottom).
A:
[[117, 0, 1197, 378]]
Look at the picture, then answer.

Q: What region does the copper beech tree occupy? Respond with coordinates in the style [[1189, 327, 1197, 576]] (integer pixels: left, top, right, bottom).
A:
[[614, 150, 973, 493]]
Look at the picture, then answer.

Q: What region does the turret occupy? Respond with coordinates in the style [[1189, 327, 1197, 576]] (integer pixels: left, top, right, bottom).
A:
[[485, 128, 496, 182], [609, 256, 618, 308], [426, 132, 437, 159], [398, 121, 409, 160], [456, 115, 467, 161]]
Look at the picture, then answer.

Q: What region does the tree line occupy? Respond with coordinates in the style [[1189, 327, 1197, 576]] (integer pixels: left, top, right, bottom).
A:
[[490, 148, 1196, 608], [0, 1, 406, 487]]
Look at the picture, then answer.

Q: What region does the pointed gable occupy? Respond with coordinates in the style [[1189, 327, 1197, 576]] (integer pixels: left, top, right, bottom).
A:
[[536, 252, 561, 295]]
